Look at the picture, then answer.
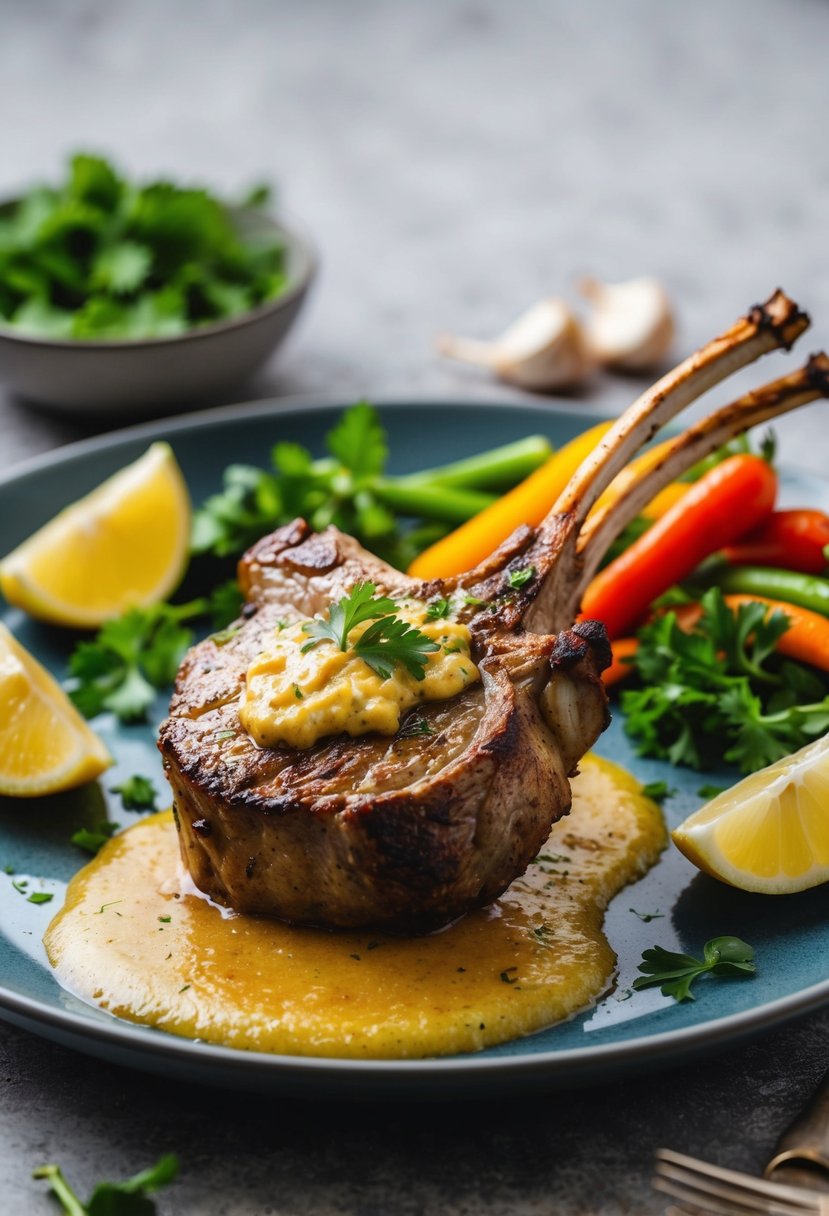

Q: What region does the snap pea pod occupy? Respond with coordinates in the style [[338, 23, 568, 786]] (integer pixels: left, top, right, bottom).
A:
[[700, 564, 829, 618]]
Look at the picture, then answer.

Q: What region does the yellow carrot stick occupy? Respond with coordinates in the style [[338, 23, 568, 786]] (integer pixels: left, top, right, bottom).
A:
[[641, 481, 690, 520], [408, 421, 614, 580]]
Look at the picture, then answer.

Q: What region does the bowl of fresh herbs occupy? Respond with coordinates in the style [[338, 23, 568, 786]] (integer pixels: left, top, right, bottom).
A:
[[0, 153, 316, 417]]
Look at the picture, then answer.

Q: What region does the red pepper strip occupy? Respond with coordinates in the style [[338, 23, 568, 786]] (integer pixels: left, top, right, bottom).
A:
[[581, 455, 778, 639], [723, 509, 829, 575]]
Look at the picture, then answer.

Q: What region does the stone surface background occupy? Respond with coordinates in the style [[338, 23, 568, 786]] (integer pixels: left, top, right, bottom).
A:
[[0, 1, 827, 1211]]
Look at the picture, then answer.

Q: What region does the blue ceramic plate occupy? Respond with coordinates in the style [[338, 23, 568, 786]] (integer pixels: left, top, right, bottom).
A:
[[1, 398, 828, 1097]]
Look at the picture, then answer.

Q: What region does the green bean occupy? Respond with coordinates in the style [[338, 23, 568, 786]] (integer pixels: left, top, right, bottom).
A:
[[700, 565, 829, 618]]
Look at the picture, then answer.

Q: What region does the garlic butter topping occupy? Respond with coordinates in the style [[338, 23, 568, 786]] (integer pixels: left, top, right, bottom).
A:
[[238, 584, 480, 750]]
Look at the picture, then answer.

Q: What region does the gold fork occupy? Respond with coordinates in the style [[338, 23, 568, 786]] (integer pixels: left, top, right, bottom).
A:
[[654, 1069, 829, 1215]]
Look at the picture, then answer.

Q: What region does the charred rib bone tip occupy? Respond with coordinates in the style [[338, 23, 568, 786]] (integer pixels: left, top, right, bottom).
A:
[[806, 351, 829, 391], [748, 289, 810, 350], [550, 621, 612, 675]]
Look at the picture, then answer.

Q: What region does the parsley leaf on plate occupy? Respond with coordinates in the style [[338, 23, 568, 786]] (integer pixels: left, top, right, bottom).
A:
[[633, 936, 755, 1002], [110, 775, 158, 812], [68, 601, 205, 723], [33, 1152, 178, 1216]]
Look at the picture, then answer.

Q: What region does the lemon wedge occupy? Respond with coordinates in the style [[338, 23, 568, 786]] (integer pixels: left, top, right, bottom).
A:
[[0, 443, 190, 628], [0, 623, 111, 796], [672, 735, 829, 893]]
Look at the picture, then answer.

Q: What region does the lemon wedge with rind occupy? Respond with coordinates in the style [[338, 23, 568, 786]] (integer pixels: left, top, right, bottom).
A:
[[0, 623, 111, 796], [672, 735, 829, 893], [0, 442, 190, 629]]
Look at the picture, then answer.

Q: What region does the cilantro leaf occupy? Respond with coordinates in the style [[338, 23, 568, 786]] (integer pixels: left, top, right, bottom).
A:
[[91, 242, 152, 295], [0, 152, 286, 341], [633, 936, 755, 1002]]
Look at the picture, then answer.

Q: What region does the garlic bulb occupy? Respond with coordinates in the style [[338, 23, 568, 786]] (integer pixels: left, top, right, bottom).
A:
[[436, 299, 593, 391], [580, 276, 675, 371]]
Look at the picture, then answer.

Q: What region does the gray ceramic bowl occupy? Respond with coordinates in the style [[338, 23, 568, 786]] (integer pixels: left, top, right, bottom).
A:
[[0, 210, 316, 419]]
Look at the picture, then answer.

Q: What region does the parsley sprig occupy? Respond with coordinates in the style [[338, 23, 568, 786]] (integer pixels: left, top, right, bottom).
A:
[[67, 582, 242, 724], [633, 936, 756, 1002], [302, 582, 440, 681], [191, 402, 549, 570], [33, 1153, 178, 1216], [621, 588, 829, 772]]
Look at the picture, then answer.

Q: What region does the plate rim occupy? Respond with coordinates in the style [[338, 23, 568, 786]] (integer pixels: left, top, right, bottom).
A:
[[2, 393, 828, 1089]]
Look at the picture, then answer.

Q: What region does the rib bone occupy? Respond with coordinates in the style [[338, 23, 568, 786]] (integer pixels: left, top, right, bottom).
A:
[[574, 352, 829, 600], [468, 289, 810, 635]]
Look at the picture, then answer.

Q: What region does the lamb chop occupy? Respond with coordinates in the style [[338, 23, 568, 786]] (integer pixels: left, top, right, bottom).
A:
[[159, 291, 828, 933]]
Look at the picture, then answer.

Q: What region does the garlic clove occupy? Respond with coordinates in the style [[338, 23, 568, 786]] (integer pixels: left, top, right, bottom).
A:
[[579, 276, 675, 372], [436, 299, 593, 391]]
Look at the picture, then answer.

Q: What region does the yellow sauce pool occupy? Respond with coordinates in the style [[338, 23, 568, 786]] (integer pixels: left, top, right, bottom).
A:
[[44, 755, 665, 1059]]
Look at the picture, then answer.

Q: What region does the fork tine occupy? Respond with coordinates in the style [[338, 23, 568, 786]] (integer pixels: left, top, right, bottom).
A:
[[655, 1151, 824, 1215], [654, 1170, 799, 1216]]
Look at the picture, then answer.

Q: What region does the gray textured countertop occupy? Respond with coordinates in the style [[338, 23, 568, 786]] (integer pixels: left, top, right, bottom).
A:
[[1, 2, 828, 1212]]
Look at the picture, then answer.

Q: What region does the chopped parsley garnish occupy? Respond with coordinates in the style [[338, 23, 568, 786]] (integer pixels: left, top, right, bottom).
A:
[[208, 625, 240, 646], [71, 823, 117, 856], [621, 588, 829, 772], [302, 582, 439, 681], [506, 566, 535, 590], [27, 892, 54, 905], [425, 598, 452, 620], [640, 781, 675, 803], [633, 936, 755, 1002], [697, 784, 729, 800], [629, 908, 664, 923], [397, 716, 435, 738], [33, 1153, 179, 1215], [110, 774, 158, 812]]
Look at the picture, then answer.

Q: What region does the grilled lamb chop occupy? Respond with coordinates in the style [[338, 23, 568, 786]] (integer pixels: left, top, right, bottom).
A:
[[159, 291, 827, 932]]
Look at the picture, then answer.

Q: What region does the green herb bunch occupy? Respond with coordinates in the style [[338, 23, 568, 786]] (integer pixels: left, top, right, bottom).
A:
[[621, 587, 829, 772], [191, 401, 550, 569], [0, 153, 286, 340]]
